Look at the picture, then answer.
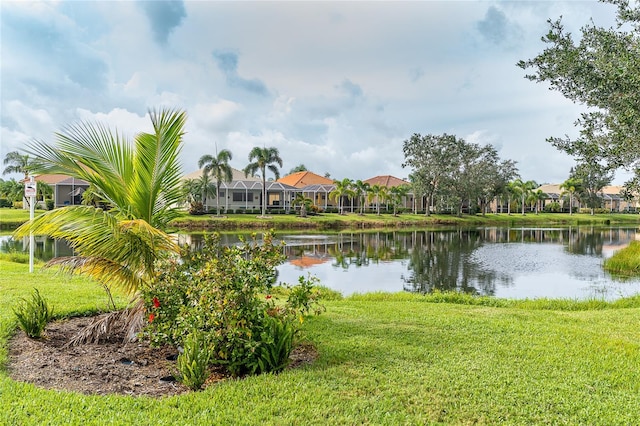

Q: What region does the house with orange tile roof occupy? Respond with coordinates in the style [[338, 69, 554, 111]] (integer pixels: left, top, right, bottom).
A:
[[25, 174, 90, 208], [277, 171, 333, 188], [278, 171, 337, 209], [363, 175, 409, 188], [364, 175, 414, 211]]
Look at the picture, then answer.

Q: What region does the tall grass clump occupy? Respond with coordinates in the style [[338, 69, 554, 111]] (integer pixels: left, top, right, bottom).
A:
[[604, 241, 640, 276], [175, 331, 212, 390], [13, 288, 54, 338]]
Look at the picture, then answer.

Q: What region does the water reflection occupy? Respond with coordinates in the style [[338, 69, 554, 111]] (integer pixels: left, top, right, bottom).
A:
[[0, 235, 74, 261], [3, 226, 640, 299], [400, 229, 512, 296]]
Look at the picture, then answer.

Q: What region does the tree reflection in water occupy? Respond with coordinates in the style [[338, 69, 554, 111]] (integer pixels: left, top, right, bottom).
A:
[[401, 229, 510, 295], [3, 226, 638, 298]]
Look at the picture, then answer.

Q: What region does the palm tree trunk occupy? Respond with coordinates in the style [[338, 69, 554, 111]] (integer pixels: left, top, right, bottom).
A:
[[216, 182, 221, 215], [261, 166, 266, 217]]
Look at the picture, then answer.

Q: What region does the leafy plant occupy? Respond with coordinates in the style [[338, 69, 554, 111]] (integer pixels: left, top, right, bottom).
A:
[[249, 315, 295, 374], [13, 288, 54, 338], [175, 331, 212, 390], [142, 231, 324, 377], [286, 274, 326, 317]]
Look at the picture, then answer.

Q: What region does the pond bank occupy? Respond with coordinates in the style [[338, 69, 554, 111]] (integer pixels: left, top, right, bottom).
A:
[[168, 212, 640, 231], [3, 208, 640, 232]]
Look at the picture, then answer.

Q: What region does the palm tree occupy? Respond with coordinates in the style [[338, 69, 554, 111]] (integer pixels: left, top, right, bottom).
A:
[[329, 178, 353, 214], [390, 185, 410, 216], [0, 178, 23, 203], [513, 179, 536, 215], [506, 180, 521, 215], [353, 180, 370, 215], [369, 184, 388, 215], [195, 172, 217, 211], [3, 151, 32, 180], [292, 193, 313, 217], [243, 147, 283, 217], [198, 149, 233, 215], [528, 189, 547, 214], [13, 108, 186, 341], [560, 178, 581, 215], [181, 178, 200, 205]]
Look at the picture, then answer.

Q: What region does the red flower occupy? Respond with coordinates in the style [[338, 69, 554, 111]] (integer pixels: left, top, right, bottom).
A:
[[265, 295, 272, 300], [153, 297, 160, 308], [148, 313, 155, 323]]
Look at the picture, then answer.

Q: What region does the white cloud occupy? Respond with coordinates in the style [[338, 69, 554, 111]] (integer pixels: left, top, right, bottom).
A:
[[1, 0, 628, 184]]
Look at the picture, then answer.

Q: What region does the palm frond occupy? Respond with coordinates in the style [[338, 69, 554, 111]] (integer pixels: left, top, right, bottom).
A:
[[27, 123, 133, 211], [66, 300, 145, 345], [14, 207, 178, 295], [131, 108, 186, 227]]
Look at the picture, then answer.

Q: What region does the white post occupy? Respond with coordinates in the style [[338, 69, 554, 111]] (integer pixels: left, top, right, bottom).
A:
[[28, 176, 36, 273]]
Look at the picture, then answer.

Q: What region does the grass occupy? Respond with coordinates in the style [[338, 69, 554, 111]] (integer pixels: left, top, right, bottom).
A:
[[604, 240, 640, 276], [3, 207, 640, 232], [170, 211, 640, 231], [0, 208, 45, 230], [2, 259, 640, 424]]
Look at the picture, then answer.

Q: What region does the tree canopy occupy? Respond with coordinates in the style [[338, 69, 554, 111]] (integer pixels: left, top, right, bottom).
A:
[[199, 149, 233, 214], [243, 146, 283, 217], [518, 0, 640, 188], [403, 133, 518, 216]]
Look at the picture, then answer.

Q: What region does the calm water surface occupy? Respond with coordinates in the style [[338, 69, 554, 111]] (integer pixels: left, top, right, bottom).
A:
[[4, 226, 640, 300]]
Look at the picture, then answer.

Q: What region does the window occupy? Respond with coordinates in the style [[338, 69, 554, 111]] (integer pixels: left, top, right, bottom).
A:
[[232, 192, 252, 202]]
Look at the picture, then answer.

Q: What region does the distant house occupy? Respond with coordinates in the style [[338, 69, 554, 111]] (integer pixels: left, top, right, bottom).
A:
[[277, 171, 336, 209], [183, 168, 298, 212], [26, 174, 90, 208], [531, 184, 637, 213], [364, 175, 413, 211]]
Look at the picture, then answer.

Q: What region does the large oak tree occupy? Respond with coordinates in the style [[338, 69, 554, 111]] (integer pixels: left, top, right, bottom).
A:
[[518, 0, 640, 189]]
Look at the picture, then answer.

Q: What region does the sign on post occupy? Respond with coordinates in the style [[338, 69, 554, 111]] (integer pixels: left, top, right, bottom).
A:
[[25, 181, 37, 197]]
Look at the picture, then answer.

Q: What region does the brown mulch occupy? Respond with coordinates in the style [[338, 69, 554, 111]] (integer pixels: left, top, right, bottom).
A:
[[7, 315, 318, 398]]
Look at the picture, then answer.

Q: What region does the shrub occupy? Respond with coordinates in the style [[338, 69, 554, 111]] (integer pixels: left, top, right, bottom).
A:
[[13, 201, 23, 209], [142, 232, 324, 377], [175, 331, 212, 390], [544, 201, 561, 213], [13, 288, 54, 338], [45, 198, 55, 210], [0, 198, 12, 208], [249, 315, 295, 374]]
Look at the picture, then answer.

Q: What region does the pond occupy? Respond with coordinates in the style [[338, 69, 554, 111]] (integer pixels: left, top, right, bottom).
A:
[[3, 226, 640, 300]]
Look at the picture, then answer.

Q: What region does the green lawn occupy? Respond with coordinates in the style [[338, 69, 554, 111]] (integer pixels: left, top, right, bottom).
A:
[[171, 211, 640, 231], [0, 208, 45, 230], [3, 207, 640, 232], [2, 260, 640, 424]]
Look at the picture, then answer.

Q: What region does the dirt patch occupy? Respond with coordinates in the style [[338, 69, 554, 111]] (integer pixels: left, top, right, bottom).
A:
[[7, 315, 318, 397]]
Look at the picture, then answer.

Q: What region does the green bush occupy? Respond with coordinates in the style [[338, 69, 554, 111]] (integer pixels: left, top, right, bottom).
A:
[[176, 331, 212, 390], [249, 315, 295, 374], [544, 201, 561, 213], [45, 198, 54, 210], [12, 201, 23, 209], [13, 288, 54, 338], [142, 232, 324, 377], [0, 198, 12, 208]]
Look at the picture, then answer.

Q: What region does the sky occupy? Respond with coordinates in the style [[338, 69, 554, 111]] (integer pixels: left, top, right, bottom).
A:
[[0, 0, 628, 185]]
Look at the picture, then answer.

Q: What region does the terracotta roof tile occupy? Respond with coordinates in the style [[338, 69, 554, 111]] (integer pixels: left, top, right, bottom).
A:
[[278, 171, 333, 188], [363, 175, 408, 188]]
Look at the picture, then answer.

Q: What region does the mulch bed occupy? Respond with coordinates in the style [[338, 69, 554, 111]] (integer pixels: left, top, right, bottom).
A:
[[7, 315, 317, 397]]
